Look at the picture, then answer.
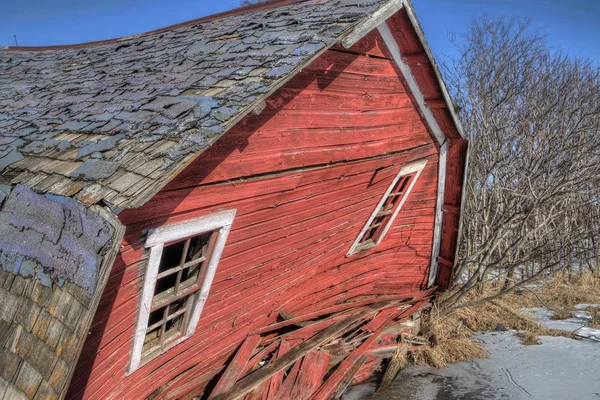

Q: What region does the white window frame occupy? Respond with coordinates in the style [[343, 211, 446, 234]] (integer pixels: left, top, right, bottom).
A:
[[128, 209, 236, 374], [347, 160, 427, 256]]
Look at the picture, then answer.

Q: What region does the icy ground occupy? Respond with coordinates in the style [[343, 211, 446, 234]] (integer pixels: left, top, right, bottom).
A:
[[344, 306, 600, 400], [523, 306, 600, 342]]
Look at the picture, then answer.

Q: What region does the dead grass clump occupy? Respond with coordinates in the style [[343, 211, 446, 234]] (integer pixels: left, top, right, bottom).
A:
[[588, 308, 600, 328], [453, 299, 542, 333], [412, 290, 579, 368], [411, 339, 488, 369], [516, 331, 541, 345], [453, 297, 576, 339], [551, 310, 572, 320], [436, 295, 566, 337], [508, 271, 600, 310]]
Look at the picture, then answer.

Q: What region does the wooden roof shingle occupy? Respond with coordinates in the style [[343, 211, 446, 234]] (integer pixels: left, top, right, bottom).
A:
[[0, 0, 398, 209]]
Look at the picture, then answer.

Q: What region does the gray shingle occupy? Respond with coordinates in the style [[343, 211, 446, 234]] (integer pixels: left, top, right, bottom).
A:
[[77, 134, 125, 159], [68, 159, 119, 181], [0, 0, 391, 209]]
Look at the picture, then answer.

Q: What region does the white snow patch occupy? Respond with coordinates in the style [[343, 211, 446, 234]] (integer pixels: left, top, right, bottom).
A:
[[522, 306, 600, 342], [344, 332, 600, 400], [577, 327, 600, 342], [522, 307, 583, 331], [574, 311, 594, 321], [575, 304, 600, 310], [345, 305, 600, 400]]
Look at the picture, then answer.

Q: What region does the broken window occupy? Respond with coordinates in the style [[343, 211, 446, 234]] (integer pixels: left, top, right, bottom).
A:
[[143, 232, 215, 355], [129, 210, 236, 373], [347, 160, 427, 256]]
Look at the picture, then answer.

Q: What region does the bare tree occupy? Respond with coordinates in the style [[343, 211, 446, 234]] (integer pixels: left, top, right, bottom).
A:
[[441, 17, 600, 309]]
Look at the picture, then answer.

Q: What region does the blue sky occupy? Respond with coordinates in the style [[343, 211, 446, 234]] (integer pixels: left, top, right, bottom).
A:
[[0, 0, 598, 63]]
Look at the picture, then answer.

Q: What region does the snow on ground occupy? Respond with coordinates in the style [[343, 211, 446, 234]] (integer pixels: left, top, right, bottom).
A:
[[575, 304, 600, 310], [523, 307, 600, 341], [344, 304, 600, 400], [344, 332, 600, 400]]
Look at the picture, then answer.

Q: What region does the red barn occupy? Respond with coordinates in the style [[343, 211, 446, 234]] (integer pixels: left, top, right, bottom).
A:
[[0, 0, 467, 399]]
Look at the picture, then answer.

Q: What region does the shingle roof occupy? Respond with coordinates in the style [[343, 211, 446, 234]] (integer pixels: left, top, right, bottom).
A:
[[0, 0, 396, 210]]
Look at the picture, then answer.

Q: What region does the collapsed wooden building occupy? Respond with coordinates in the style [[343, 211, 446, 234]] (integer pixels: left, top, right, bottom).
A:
[[0, 0, 467, 398]]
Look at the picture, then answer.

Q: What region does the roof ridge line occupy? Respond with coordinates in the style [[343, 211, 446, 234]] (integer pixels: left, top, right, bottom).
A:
[[5, 0, 308, 52]]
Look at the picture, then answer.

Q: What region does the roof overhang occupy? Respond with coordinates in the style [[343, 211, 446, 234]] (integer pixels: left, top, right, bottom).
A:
[[336, 1, 467, 289], [341, 0, 465, 143]]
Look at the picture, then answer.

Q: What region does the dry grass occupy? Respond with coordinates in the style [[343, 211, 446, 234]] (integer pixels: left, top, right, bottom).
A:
[[551, 310, 572, 320], [428, 296, 574, 340], [410, 272, 599, 369], [507, 271, 600, 310], [585, 307, 600, 328], [515, 331, 541, 345], [412, 300, 573, 368], [411, 339, 488, 369]]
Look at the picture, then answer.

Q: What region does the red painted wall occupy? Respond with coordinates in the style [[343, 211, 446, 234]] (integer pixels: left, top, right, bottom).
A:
[[383, 10, 468, 287], [68, 31, 443, 400]]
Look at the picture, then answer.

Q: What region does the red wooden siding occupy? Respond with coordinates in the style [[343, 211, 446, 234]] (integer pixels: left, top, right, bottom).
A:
[[68, 30, 442, 400], [385, 10, 462, 140], [383, 9, 469, 287], [162, 36, 435, 191]]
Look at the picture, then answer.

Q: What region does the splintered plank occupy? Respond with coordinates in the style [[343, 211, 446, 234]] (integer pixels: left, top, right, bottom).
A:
[[267, 340, 291, 399], [211, 303, 390, 400], [377, 345, 408, 393], [244, 380, 269, 400], [271, 357, 302, 400], [310, 302, 425, 399], [253, 290, 431, 336], [209, 335, 262, 399], [333, 355, 368, 399], [308, 354, 368, 400], [289, 350, 332, 400], [241, 341, 281, 377], [361, 306, 407, 333], [278, 310, 311, 327], [262, 311, 355, 345]]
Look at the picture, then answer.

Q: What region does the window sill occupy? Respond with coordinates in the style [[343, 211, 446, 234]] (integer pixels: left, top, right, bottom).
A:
[[127, 334, 191, 375], [346, 241, 377, 257]]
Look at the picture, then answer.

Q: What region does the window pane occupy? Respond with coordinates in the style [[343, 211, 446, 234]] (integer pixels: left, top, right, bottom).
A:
[[180, 264, 201, 288], [164, 313, 185, 341], [381, 200, 394, 212], [393, 176, 410, 195], [159, 240, 186, 272], [361, 226, 379, 244], [147, 307, 165, 328], [143, 300, 189, 355], [154, 272, 178, 296], [143, 326, 161, 353], [187, 232, 212, 262], [168, 297, 187, 317]]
